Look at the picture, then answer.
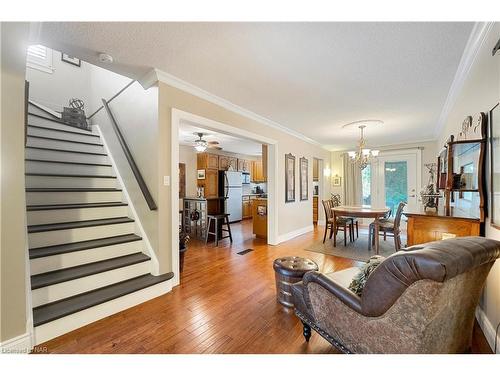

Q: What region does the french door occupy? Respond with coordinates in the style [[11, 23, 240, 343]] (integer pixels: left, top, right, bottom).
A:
[[371, 152, 419, 215]]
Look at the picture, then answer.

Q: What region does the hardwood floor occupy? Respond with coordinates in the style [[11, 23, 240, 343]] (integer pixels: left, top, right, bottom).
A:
[[34, 220, 492, 354]]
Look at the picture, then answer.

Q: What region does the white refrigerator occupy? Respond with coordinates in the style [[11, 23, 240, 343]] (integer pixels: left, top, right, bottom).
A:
[[219, 171, 243, 223]]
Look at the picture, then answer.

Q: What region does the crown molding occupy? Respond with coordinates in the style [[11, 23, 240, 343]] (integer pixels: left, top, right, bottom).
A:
[[138, 68, 324, 148], [434, 22, 495, 139]]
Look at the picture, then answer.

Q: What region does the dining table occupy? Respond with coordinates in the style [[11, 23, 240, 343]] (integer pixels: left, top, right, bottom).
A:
[[331, 205, 391, 255]]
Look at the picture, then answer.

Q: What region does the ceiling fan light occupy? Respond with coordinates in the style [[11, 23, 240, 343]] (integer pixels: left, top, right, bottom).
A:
[[194, 139, 207, 152]]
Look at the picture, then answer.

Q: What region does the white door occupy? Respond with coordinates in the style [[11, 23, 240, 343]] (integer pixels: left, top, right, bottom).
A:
[[372, 153, 419, 214]]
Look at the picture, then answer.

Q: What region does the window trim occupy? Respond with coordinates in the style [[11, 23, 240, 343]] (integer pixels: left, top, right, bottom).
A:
[[27, 45, 54, 74]]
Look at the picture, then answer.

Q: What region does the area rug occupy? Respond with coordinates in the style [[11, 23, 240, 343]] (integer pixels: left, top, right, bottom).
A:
[[305, 229, 406, 262]]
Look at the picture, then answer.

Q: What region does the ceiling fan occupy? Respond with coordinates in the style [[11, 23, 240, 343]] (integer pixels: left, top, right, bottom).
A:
[[193, 132, 222, 152]]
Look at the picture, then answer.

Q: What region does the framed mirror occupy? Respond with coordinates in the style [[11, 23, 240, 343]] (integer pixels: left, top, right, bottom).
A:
[[489, 103, 500, 228]]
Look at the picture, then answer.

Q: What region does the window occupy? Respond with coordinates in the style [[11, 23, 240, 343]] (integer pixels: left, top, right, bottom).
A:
[[362, 164, 371, 205], [27, 45, 54, 73]]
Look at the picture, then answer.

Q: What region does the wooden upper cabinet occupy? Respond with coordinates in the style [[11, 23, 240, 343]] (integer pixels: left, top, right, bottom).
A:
[[313, 158, 319, 181], [252, 159, 265, 182], [198, 153, 219, 170], [238, 158, 251, 172], [219, 155, 237, 170], [203, 169, 219, 198], [262, 145, 268, 181]]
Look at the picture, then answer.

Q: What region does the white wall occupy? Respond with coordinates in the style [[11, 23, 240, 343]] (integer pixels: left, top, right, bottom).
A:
[[92, 82, 160, 259], [26, 49, 92, 112], [437, 23, 500, 352], [26, 46, 131, 116]]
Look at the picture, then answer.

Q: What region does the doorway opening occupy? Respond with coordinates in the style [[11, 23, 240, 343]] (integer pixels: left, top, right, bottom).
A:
[[171, 109, 278, 285]]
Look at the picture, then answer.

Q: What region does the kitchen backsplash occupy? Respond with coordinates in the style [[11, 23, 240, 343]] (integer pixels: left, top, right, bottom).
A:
[[243, 182, 267, 195]]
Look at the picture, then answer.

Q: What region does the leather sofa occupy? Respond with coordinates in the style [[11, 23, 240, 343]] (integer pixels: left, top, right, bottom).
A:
[[292, 236, 500, 353]]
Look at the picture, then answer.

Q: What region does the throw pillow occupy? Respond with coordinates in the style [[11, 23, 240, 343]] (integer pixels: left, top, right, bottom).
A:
[[348, 255, 385, 296]]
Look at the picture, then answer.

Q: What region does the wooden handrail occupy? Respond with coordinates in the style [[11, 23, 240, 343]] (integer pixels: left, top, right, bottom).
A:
[[101, 99, 157, 210]]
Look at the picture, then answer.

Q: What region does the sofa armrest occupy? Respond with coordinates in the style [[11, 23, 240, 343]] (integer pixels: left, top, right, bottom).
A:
[[303, 271, 363, 314]]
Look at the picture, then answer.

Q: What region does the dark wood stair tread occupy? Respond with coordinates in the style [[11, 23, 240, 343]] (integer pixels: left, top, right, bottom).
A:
[[31, 253, 151, 290], [26, 187, 122, 192], [27, 134, 103, 146], [25, 158, 112, 167], [26, 146, 108, 156], [33, 273, 174, 326], [28, 124, 100, 138], [27, 202, 127, 211], [26, 173, 117, 179], [29, 233, 142, 258], [28, 217, 134, 233], [28, 112, 93, 132]]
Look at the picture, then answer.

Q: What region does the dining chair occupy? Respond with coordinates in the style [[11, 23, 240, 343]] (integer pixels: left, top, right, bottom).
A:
[[369, 202, 406, 251], [331, 194, 358, 240], [322, 199, 353, 246]]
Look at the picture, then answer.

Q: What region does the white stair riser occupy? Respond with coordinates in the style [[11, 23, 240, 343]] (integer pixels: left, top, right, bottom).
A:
[[28, 104, 61, 118], [29, 222, 136, 248], [34, 280, 172, 345], [26, 148, 110, 165], [26, 161, 114, 176], [27, 191, 123, 205], [30, 241, 144, 275], [28, 127, 102, 145], [26, 176, 118, 189], [32, 261, 151, 307], [27, 137, 105, 154], [28, 206, 130, 225], [28, 115, 97, 136]]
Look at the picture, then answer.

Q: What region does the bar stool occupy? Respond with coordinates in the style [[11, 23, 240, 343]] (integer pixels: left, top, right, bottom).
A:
[[205, 214, 233, 246]]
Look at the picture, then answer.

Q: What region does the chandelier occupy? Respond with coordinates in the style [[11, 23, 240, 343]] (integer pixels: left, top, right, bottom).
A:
[[347, 125, 379, 170]]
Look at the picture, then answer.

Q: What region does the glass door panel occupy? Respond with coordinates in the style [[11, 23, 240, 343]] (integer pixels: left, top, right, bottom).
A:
[[384, 161, 408, 216]]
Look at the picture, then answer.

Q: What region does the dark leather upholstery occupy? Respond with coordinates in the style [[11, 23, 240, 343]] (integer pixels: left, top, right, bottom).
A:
[[292, 236, 500, 353], [362, 236, 500, 316]]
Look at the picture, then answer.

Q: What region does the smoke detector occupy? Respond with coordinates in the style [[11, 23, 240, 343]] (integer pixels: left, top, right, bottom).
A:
[[98, 53, 113, 64]]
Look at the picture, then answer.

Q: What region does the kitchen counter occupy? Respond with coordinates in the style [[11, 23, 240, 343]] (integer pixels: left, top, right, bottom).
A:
[[252, 198, 267, 239]]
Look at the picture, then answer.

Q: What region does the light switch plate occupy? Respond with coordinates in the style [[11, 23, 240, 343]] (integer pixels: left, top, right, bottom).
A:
[[163, 176, 170, 186]]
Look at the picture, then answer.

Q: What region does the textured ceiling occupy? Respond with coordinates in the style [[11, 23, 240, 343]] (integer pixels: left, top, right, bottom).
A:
[[179, 121, 263, 156], [35, 22, 473, 149]]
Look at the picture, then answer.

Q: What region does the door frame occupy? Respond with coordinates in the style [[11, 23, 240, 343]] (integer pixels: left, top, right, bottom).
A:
[[171, 108, 279, 285], [370, 148, 422, 213]]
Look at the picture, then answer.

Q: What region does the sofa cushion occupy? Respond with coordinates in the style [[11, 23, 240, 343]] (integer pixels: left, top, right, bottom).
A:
[[347, 256, 385, 296]]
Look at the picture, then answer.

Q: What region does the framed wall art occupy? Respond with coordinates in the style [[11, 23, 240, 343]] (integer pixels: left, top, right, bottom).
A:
[[61, 53, 81, 67], [333, 175, 342, 186], [489, 103, 500, 228], [299, 157, 308, 201], [285, 153, 296, 203], [197, 169, 206, 180]]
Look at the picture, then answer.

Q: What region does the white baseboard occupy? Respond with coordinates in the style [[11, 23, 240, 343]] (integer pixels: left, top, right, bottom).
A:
[[0, 332, 33, 354], [278, 225, 314, 244], [475, 306, 499, 353]]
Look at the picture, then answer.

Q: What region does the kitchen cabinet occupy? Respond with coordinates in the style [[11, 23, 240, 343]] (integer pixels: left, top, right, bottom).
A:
[[219, 155, 237, 171], [242, 197, 252, 219], [313, 196, 318, 223], [238, 158, 251, 172], [200, 169, 219, 198], [252, 198, 267, 238], [252, 159, 265, 182], [198, 153, 219, 170], [313, 158, 319, 181]]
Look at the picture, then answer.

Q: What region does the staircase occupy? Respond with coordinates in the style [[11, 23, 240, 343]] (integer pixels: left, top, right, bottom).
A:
[[25, 102, 173, 345]]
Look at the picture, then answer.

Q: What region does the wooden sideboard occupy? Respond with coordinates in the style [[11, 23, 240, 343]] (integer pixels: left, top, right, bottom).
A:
[[405, 207, 480, 246]]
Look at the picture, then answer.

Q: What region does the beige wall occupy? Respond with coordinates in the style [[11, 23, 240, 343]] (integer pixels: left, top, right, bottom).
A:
[[157, 82, 331, 273], [0, 22, 30, 343], [437, 23, 500, 351]]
